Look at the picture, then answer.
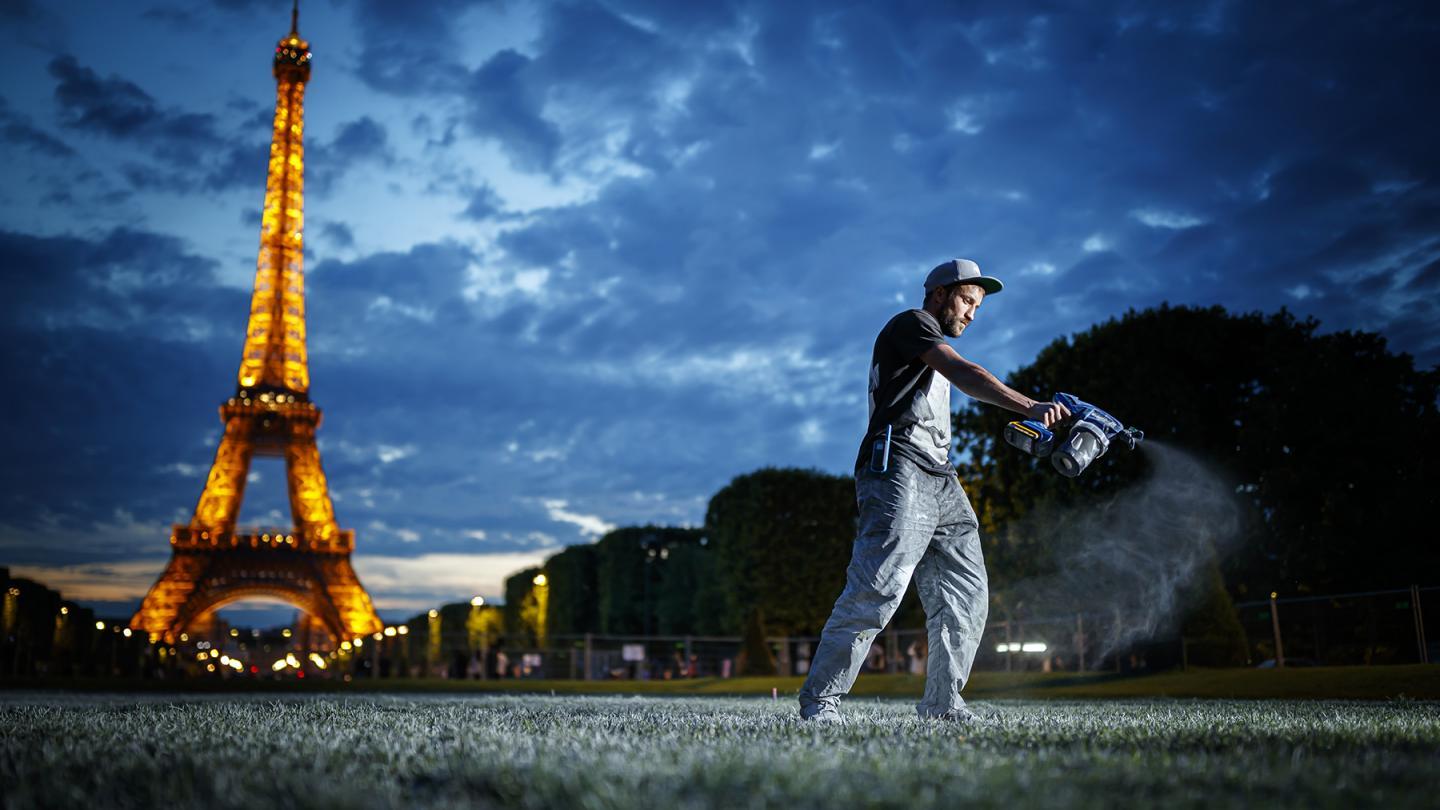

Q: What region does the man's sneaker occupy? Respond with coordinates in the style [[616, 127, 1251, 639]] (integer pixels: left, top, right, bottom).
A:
[[919, 704, 983, 723], [937, 706, 982, 723], [799, 707, 844, 723]]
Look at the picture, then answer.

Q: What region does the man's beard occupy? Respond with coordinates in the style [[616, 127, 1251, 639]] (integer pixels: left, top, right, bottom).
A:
[[941, 315, 965, 337]]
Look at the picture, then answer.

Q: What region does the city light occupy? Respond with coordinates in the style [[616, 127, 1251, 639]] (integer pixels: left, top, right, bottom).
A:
[[309, 653, 327, 669], [397, 626, 409, 635], [471, 596, 484, 607], [340, 641, 352, 651], [282, 629, 292, 638], [383, 627, 396, 637], [353, 638, 363, 648], [533, 574, 548, 587], [122, 628, 132, 638], [428, 609, 438, 619], [60, 606, 69, 615], [272, 659, 288, 672], [95, 621, 105, 630]]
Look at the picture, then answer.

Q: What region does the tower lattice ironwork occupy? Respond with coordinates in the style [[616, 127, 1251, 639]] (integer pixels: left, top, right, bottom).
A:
[[131, 6, 382, 646]]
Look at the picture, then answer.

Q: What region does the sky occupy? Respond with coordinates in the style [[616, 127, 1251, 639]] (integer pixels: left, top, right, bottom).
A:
[[1, 0, 1437, 626]]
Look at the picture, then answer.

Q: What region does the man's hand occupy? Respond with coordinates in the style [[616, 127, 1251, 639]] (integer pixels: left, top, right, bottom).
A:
[[1027, 400, 1071, 428]]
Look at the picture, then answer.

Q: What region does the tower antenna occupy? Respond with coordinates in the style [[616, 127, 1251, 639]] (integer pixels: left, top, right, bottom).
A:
[[290, 0, 299, 34]]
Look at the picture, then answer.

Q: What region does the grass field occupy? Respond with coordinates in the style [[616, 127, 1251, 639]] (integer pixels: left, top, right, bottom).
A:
[[3, 693, 1437, 809]]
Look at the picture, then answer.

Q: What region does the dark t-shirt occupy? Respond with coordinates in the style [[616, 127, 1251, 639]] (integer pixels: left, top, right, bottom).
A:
[[853, 309, 954, 476]]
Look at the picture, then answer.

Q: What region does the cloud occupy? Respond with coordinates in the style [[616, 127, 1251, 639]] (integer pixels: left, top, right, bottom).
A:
[[461, 184, 505, 221], [542, 499, 615, 537], [354, 551, 551, 608], [49, 55, 229, 157], [8, 558, 169, 602], [463, 49, 562, 172], [0, 98, 76, 158]]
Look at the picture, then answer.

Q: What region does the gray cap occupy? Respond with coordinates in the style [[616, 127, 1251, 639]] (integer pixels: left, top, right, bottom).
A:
[[924, 258, 1003, 295]]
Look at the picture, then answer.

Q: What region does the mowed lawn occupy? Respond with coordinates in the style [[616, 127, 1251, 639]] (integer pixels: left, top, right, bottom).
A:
[[2, 693, 1437, 809]]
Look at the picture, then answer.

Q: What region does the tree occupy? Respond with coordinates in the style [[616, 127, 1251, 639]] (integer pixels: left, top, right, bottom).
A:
[[954, 304, 1440, 599], [503, 566, 542, 646], [706, 468, 857, 636], [593, 526, 706, 635], [736, 608, 777, 676], [543, 544, 599, 637]]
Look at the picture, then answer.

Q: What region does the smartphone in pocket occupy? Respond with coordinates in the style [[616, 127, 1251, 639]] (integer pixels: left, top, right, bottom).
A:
[[868, 425, 892, 473]]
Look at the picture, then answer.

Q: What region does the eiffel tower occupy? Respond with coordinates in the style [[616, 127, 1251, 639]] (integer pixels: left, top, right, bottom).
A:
[[131, 4, 382, 646]]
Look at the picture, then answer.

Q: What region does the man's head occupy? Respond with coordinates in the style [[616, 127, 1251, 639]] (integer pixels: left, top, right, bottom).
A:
[[925, 282, 986, 337], [922, 258, 1003, 337]]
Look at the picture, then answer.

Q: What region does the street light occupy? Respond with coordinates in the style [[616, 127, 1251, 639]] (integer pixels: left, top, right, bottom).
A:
[[532, 574, 547, 587], [471, 596, 484, 607]]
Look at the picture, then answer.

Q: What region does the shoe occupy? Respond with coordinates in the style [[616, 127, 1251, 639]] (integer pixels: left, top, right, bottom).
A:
[[799, 706, 844, 723], [919, 704, 982, 723]]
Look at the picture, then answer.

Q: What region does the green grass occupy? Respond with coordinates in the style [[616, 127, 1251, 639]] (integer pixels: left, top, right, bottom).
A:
[[10, 664, 1440, 700], [2, 693, 1437, 808]]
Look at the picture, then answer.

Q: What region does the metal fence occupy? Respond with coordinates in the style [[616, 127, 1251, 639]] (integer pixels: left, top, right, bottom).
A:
[[3, 583, 1431, 681], [458, 584, 1435, 681], [1236, 585, 1435, 667]]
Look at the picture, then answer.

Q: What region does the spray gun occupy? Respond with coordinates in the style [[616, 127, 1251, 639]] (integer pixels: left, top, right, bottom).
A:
[[1004, 393, 1144, 478]]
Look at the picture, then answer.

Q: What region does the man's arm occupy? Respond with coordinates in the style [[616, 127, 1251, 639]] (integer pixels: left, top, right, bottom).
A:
[[920, 343, 1070, 426]]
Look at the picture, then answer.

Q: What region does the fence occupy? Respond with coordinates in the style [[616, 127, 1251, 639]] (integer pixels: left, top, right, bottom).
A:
[[1236, 585, 1435, 667], [453, 584, 1436, 681], [2, 584, 1432, 681]]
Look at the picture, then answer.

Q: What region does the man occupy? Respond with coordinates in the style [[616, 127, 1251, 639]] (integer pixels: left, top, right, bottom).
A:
[[797, 258, 1069, 722]]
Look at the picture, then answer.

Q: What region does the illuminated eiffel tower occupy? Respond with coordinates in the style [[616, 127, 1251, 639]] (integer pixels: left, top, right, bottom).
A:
[[131, 4, 382, 646]]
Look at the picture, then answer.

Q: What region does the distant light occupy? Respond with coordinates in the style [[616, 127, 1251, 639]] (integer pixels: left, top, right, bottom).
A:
[[60, 606, 69, 615], [397, 626, 409, 635], [353, 638, 363, 648], [533, 574, 548, 587], [340, 641, 352, 651], [1271, 592, 1278, 599], [383, 627, 396, 637], [372, 632, 383, 641], [996, 642, 1049, 654], [96, 621, 106, 630], [282, 629, 292, 638], [207, 663, 216, 672], [180, 633, 189, 642], [428, 609, 439, 619], [272, 659, 287, 671], [230, 629, 240, 637], [122, 628, 132, 638], [220, 655, 230, 665], [470, 596, 484, 607]]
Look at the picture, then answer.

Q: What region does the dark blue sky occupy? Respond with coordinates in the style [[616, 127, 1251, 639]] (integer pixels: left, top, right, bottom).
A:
[[2, 0, 1436, 623]]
